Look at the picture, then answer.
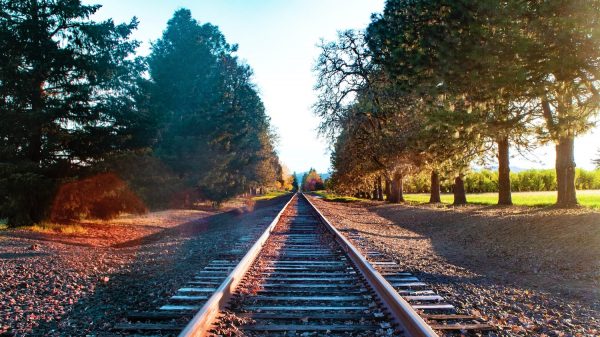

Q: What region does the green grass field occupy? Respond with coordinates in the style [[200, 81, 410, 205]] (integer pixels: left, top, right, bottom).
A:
[[313, 190, 600, 209], [403, 190, 600, 209], [251, 190, 291, 201], [312, 190, 362, 202]]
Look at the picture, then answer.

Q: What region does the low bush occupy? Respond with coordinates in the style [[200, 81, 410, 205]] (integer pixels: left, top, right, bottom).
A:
[[50, 173, 147, 222], [97, 153, 187, 209]]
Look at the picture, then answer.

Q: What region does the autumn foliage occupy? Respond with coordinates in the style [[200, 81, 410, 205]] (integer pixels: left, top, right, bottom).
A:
[[50, 173, 147, 223], [302, 169, 325, 191]]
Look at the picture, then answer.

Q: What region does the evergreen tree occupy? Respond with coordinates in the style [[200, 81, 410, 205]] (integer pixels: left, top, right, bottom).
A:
[[147, 9, 279, 204], [0, 0, 150, 225], [291, 172, 299, 191], [524, 0, 600, 206]]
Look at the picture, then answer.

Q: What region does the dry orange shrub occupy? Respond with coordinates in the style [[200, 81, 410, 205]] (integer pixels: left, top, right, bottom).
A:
[[50, 173, 147, 222]]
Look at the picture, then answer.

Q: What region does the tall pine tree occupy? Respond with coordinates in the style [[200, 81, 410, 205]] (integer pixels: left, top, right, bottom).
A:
[[148, 9, 280, 204], [0, 0, 150, 225]]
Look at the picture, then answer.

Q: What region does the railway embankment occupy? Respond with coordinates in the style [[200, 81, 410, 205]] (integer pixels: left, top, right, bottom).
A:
[[0, 196, 289, 336], [309, 195, 600, 336]]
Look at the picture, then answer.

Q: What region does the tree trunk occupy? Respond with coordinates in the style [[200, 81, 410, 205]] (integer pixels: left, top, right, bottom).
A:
[[377, 176, 384, 201], [429, 170, 441, 203], [555, 136, 578, 206], [397, 174, 404, 202], [389, 181, 398, 203], [372, 180, 377, 200], [497, 136, 513, 205], [389, 172, 404, 203], [385, 179, 391, 201], [453, 175, 467, 205]]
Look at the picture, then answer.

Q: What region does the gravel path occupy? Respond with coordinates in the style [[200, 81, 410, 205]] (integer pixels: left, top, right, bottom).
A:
[[0, 197, 289, 336], [309, 196, 600, 336]]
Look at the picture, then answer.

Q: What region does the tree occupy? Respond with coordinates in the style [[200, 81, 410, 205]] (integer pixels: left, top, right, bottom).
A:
[[276, 164, 294, 191], [147, 9, 280, 205], [594, 150, 600, 169], [524, 0, 600, 206], [0, 0, 150, 226], [291, 172, 299, 192], [314, 31, 424, 203], [301, 168, 325, 191], [367, 0, 538, 206]]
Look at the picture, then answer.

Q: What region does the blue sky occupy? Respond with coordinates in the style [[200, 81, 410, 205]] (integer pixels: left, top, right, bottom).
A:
[[85, 0, 599, 172]]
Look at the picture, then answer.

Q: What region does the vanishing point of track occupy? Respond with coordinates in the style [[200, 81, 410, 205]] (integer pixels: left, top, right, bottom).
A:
[[116, 193, 492, 336]]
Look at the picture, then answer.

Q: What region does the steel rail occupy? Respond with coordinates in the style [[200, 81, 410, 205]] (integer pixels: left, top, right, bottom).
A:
[[178, 193, 296, 337], [179, 192, 438, 337], [301, 193, 438, 337]]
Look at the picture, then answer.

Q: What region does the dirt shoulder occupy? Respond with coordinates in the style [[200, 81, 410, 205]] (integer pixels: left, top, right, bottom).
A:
[[2, 197, 263, 248], [309, 195, 600, 336], [0, 195, 290, 336]]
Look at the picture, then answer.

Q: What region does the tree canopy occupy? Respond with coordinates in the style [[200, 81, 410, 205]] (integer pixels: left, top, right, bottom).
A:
[[0, 4, 283, 225], [148, 9, 280, 204], [301, 168, 325, 191], [314, 0, 600, 207], [0, 0, 151, 225]]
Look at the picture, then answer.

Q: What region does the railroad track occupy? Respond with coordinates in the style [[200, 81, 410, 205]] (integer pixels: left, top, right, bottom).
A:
[[115, 193, 492, 336]]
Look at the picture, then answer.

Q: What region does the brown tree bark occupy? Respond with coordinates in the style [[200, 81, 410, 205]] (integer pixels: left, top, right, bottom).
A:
[[389, 179, 398, 203], [497, 136, 513, 205], [372, 179, 378, 200], [555, 136, 578, 206], [377, 176, 384, 201], [397, 174, 404, 202], [389, 172, 404, 203], [429, 170, 441, 203], [453, 175, 467, 205], [384, 178, 391, 201]]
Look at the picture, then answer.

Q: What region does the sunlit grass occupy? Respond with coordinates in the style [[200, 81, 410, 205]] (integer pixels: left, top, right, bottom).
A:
[[25, 222, 88, 235], [252, 190, 291, 201], [403, 190, 600, 209], [312, 190, 362, 203]]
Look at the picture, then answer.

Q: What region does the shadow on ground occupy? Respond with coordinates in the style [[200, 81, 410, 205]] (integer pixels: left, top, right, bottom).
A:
[[367, 202, 600, 303]]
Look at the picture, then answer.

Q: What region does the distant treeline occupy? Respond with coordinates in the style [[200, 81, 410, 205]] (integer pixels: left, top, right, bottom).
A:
[[301, 169, 325, 191], [403, 169, 600, 194]]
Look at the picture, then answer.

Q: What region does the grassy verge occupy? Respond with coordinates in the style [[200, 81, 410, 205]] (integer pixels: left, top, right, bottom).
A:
[[403, 190, 600, 209], [312, 190, 362, 202], [25, 222, 88, 235], [251, 190, 291, 201], [0, 218, 87, 233]]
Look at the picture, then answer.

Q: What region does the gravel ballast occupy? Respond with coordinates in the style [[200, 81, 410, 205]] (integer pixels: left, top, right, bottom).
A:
[[309, 195, 600, 336], [0, 197, 289, 336]]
